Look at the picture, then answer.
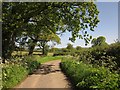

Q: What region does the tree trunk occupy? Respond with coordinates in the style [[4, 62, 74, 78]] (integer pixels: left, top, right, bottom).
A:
[[28, 40, 37, 55], [28, 45, 35, 55], [2, 59, 5, 64], [41, 41, 47, 55], [2, 31, 16, 62], [42, 45, 45, 55]]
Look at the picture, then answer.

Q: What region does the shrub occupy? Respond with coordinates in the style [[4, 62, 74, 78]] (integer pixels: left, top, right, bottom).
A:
[[78, 43, 120, 73], [106, 42, 120, 69], [23, 56, 40, 74], [53, 48, 69, 56], [2, 56, 41, 89], [61, 60, 119, 90], [2, 64, 28, 89], [53, 48, 77, 56]]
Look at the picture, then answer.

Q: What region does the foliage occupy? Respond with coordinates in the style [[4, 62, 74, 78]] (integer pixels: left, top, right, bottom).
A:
[[49, 48, 59, 53], [61, 59, 119, 90], [2, 64, 28, 89], [2, 2, 100, 59], [78, 42, 120, 73], [53, 47, 86, 57], [2, 56, 41, 89], [43, 45, 49, 56], [27, 26, 61, 55], [76, 46, 82, 50], [66, 43, 73, 50], [91, 36, 108, 47], [53, 48, 68, 56], [106, 42, 120, 69], [53, 48, 73, 56], [23, 56, 41, 74]]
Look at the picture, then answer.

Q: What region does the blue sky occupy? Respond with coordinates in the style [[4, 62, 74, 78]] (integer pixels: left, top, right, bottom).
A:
[[54, 2, 118, 48]]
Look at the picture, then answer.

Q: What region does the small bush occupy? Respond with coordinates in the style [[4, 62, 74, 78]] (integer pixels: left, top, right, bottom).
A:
[[23, 56, 40, 74]]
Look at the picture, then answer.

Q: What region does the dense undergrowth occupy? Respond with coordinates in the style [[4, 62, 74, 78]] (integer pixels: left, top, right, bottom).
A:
[[61, 59, 119, 90], [2, 56, 41, 89], [79, 42, 120, 73], [61, 42, 120, 90]]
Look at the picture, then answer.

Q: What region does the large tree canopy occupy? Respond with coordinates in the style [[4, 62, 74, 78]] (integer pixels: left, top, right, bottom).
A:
[[2, 2, 100, 59]]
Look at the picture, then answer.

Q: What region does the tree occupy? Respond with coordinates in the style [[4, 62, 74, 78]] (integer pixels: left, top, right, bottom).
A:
[[2, 2, 100, 60], [27, 25, 61, 55], [76, 46, 82, 50], [66, 43, 73, 50], [91, 36, 108, 47], [91, 38, 97, 46]]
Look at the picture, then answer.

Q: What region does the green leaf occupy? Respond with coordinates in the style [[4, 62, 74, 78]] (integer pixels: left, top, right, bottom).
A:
[[90, 36, 92, 39]]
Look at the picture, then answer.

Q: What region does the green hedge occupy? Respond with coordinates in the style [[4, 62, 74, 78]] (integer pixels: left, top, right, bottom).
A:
[[2, 56, 41, 89], [61, 60, 119, 90], [53, 48, 78, 57], [78, 43, 120, 72], [2, 64, 28, 89]]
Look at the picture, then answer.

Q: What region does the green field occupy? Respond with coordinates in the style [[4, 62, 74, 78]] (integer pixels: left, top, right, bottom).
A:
[[37, 56, 63, 64], [12, 51, 42, 56]]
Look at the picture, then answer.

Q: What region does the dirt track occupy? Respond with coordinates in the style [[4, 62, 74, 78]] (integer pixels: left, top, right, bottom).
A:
[[16, 60, 72, 89]]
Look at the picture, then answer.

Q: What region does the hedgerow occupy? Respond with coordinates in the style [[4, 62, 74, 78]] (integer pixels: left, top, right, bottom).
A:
[[61, 60, 119, 90], [2, 56, 41, 89], [78, 42, 120, 73]]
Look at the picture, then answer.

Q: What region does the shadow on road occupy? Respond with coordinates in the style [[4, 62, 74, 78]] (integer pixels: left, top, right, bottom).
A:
[[33, 64, 61, 75]]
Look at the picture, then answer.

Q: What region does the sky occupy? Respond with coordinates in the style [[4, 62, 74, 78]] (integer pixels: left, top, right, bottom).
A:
[[53, 2, 118, 48]]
